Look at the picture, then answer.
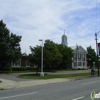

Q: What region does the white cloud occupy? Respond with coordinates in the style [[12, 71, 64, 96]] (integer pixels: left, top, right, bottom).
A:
[[0, 0, 100, 53]]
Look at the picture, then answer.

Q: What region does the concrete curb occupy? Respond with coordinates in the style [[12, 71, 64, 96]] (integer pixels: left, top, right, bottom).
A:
[[0, 75, 98, 90]]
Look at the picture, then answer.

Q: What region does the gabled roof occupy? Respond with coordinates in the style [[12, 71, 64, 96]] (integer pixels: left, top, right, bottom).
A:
[[70, 45, 87, 53]]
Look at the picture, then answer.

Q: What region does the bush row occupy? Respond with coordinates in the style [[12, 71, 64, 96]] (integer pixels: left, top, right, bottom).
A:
[[12, 67, 36, 71]]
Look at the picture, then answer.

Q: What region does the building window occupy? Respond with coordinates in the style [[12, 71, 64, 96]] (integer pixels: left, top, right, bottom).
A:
[[78, 62, 81, 66], [12, 59, 21, 67], [83, 62, 85, 66], [82, 54, 83, 58], [82, 54, 85, 58], [78, 53, 81, 61], [82, 54, 85, 61], [74, 62, 77, 67], [78, 53, 81, 58], [26, 60, 30, 67]]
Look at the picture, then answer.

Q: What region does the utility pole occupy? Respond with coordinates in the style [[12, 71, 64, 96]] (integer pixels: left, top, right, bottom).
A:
[[95, 32, 99, 76], [39, 39, 44, 76], [76, 44, 78, 69]]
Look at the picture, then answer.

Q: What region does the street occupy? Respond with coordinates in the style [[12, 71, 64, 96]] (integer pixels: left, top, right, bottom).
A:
[[0, 76, 100, 100]]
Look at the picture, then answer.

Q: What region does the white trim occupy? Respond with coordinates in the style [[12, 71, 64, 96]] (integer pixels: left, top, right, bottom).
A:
[[11, 59, 21, 67]]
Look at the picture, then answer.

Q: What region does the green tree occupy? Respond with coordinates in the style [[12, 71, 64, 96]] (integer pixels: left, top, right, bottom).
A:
[[44, 40, 62, 70], [29, 40, 62, 72], [0, 20, 22, 70], [56, 44, 73, 69], [87, 46, 96, 68], [29, 45, 41, 74], [43, 48, 53, 70]]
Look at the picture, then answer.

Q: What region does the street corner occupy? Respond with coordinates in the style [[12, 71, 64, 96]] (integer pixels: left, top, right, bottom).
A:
[[0, 78, 19, 90]]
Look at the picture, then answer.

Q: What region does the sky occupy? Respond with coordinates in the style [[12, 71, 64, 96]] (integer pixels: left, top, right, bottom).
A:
[[0, 0, 100, 54]]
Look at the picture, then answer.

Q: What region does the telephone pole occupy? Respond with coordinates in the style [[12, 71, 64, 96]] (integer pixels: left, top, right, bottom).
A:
[[95, 32, 100, 76]]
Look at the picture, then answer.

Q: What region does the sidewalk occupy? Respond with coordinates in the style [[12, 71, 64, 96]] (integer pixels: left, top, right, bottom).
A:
[[0, 78, 19, 90], [0, 75, 94, 90], [0, 78, 72, 90]]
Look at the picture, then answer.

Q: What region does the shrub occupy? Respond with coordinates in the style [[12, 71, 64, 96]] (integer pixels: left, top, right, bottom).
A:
[[82, 68, 89, 70], [4, 64, 12, 71], [26, 67, 36, 70], [12, 67, 26, 71]]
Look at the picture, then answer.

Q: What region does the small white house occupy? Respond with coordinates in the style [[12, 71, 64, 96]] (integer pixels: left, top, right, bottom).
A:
[[70, 45, 87, 69]]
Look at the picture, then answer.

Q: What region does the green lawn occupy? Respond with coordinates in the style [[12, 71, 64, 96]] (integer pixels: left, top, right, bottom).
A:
[[0, 69, 80, 74], [0, 69, 89, 74], [18, 72, 92, 79]]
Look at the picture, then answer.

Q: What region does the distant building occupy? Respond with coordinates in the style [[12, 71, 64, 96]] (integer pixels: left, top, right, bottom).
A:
[[61, 30, 68, 46], [70, 45, 87, 69], [61, 30, 87, 69], [11, 53, 34, 67]]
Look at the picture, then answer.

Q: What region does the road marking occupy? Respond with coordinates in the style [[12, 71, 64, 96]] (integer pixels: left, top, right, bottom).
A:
[[73, 96, 84, 100], [0, 92, 37, 99], [82, 81, 98, 85]]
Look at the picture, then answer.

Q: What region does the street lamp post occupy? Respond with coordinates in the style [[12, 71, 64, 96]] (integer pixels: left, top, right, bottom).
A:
[[93, 62, 95, 69], [95, 32, 100, 76], [39, 39, 44, 76]]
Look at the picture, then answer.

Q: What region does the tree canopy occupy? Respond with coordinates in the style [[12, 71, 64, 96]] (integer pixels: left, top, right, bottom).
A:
[[56, 44, 73, 69], [29, 39, 73, 71], [0, 20, 22, 70], [87, 46, 96, 68], [44, 40, 62, 70]]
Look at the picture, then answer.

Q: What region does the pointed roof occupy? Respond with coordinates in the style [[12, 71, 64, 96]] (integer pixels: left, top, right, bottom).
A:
[[62, 30, 67, 38], [70, 45, 87, 53]]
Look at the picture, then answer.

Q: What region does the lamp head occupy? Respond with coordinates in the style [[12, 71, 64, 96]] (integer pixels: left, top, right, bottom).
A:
[[39, 39, 43, 41]]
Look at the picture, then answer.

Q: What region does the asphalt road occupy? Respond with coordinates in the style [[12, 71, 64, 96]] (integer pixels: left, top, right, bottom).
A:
[[0, 76, 100, 100]]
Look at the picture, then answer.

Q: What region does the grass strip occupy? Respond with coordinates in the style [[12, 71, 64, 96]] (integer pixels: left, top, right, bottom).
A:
[[18, 72, 93, 79]]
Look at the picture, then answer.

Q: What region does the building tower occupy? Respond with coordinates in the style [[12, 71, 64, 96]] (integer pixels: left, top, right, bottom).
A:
[[61, 30, 68, 46]]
